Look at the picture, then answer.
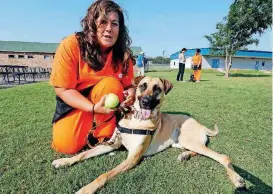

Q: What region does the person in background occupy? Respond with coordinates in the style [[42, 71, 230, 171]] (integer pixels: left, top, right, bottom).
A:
[[192, 48, 202, 82], [143, 55, 148, 72], [49, 0, 135, 154], [176, 48, 187, 81], [136, 51, 145, 76]]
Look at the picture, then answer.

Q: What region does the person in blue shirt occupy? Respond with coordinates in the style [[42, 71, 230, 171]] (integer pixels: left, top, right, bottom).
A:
[[136, 51, 145, 76]]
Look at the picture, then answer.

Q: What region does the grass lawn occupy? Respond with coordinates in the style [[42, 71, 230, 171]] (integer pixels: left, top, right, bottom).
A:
[[0, 70, 272, 194]]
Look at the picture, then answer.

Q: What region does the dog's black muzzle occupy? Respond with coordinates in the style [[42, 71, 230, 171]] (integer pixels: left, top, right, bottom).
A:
[[139, 95, 160, 110]]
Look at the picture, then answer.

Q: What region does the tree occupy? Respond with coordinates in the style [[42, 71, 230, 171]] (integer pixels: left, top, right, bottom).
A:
[[205, 0, 272, 77], [149, 56, 170, 64]]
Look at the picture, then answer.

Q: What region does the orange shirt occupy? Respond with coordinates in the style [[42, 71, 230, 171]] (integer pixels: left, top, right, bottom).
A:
[[50, 34, 134, 91], [192, 54, 202, 66]]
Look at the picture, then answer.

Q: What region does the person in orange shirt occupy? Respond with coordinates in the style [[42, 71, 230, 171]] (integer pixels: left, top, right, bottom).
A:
[[49, 0, 135, 154], [191, 49, 202, 82]]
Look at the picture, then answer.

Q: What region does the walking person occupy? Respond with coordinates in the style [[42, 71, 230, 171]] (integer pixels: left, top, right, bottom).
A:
[[176, 48, 187, 81]]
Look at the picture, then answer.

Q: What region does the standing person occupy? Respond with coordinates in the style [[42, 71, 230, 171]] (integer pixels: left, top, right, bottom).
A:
[[192, 48, 202, 82], [176, 48, 187, 81], [136, 51, 145, 76], [143, 55, 148, 72], [49, 0, 135, 154]]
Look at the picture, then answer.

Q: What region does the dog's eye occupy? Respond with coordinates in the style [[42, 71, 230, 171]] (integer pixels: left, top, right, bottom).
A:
[[153, 85, 162, 94], [139, 83, 147, 92]]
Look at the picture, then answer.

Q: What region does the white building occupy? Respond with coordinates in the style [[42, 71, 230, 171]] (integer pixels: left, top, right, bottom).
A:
[[170, 48, 272, 70]]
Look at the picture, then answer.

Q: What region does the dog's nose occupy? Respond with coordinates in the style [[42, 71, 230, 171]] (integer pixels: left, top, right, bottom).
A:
[[141, 96, 151, 107]]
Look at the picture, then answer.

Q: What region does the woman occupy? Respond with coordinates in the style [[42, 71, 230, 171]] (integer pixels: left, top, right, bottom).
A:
[[192, 48, 202, 82], [176, 48, 187, 81], [50, 0, 135, 154]]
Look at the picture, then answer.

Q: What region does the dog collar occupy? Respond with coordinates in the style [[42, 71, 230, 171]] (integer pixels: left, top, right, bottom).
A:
[[117, 124, 156, 135]]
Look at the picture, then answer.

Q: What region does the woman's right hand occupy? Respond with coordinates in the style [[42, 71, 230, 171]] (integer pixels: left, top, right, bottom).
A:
[[93, 95, 116, 114]]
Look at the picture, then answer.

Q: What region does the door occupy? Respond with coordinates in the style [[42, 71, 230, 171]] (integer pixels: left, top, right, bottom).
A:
[[255, 61, 259, 70], [212, 59, 220, 68]]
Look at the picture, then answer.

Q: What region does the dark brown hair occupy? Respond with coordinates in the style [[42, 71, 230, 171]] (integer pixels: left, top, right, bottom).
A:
[[180, 48, 187, 53], [76, 0, 134, 74]]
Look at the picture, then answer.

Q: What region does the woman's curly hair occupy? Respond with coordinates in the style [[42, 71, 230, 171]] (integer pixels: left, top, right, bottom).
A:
[[76, 0, 134, 75]]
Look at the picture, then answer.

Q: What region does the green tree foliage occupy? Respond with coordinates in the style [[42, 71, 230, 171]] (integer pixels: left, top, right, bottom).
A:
[[205, 0, 272, 77], [149, 56, 170, 64]]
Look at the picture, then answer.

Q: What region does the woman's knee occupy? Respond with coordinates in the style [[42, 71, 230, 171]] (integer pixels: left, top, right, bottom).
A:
[[90, 77, 124, 103]]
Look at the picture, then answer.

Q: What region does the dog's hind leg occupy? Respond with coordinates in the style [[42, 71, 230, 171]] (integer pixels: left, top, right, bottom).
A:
[[181, 142, 246, 189]]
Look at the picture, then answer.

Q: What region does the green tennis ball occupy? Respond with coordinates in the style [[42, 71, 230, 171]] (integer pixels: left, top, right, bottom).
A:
[[105, 93, 119, 109]]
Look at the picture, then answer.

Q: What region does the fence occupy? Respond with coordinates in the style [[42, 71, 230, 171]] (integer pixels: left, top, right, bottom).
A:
[[144, 63, 171, 72]]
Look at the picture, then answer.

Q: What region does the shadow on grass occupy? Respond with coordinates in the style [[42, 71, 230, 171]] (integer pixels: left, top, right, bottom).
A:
[[233, 165, 272, 194], [216, 73, 272, 78]]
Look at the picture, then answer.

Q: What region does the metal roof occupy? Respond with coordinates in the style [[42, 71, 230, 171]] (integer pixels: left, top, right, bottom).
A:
[[0, 41, 58, 53], [170, 48, 272, 60], [0, 40, 142, 56]]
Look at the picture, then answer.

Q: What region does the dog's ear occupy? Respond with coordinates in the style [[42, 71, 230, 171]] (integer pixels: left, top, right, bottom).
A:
[[134, 76, 145, 86], [160, 78, 173, 95]]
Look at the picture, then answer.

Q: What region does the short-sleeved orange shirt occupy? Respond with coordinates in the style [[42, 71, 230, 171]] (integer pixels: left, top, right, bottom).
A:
[[192, 54, 202, 66], [50, 34, 134, 91]]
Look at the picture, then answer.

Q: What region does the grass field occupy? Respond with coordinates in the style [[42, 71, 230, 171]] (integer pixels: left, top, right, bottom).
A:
[[0, 70, 272, 194]]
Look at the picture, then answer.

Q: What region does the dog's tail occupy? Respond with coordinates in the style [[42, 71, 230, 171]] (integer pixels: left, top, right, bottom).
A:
[[204, 124, 219, 137]]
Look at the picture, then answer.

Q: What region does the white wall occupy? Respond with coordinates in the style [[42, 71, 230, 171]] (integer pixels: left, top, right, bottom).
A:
[[170, 56, 212, 69], [232, 58, 272, 70], [170, 56, 272, 70]]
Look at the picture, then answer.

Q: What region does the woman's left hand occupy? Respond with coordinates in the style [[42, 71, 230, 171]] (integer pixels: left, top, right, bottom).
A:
[[122, 87, 135, 106]]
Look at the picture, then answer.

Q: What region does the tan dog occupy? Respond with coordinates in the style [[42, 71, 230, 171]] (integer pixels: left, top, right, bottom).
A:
[[52, 76, 246, 194]]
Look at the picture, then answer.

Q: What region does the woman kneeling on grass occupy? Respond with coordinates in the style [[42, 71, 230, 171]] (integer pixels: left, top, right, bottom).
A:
[[49, 0, 135, 154]]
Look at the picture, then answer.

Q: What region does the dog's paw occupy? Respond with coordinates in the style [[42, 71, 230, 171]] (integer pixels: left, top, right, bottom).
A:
[[234, 174, 246, 190], [108, 152, 116, 156], [177, 153, 190, 161], [76, 185, 96, 194], [52, 158, 71, 168], [75, 188, 83, 194]]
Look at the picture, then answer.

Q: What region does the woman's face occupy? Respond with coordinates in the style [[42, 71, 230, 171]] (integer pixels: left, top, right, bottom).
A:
[[96, 11, 119, 52]]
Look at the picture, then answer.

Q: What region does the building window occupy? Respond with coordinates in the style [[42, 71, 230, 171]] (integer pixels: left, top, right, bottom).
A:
[[8, 55, 15, 58], [44, 55, 51, 60], [28, 55, 34, 59], [262, 61, 265, 66], [18, 55, 25, 59]]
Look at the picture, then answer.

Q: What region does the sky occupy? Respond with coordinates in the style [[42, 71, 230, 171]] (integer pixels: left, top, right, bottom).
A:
[[0, 0, 271, 57]]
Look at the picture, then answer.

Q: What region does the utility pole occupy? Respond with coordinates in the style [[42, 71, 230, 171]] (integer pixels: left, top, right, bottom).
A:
[[162, 50, 165, 65]]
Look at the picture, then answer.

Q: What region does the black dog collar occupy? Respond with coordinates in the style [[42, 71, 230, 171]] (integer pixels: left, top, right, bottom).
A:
[[117, 124, 156, 135]]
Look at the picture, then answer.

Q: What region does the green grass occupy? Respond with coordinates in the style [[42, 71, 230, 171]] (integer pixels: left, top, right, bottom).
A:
[[0, 71, 272, 194]]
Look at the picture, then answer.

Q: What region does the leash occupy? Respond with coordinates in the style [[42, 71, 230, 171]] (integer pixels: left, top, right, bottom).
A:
[[86, 114, 115, 148], [86, 105, 131, 148]]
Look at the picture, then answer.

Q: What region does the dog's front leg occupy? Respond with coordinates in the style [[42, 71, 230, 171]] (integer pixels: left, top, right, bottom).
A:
[[76, 136, 152, 194], [52, 130, 122, 168], [52, 144, 119, 168]]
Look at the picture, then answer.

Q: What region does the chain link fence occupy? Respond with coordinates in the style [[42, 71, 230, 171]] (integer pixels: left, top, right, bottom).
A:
[[144, 62, 171, 72]]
